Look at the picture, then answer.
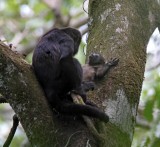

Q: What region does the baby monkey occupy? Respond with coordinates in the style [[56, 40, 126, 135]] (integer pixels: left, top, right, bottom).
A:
[[82, 53, 119, 92]]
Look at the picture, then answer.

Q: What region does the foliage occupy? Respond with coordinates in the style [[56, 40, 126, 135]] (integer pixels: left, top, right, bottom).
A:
[[0, 0, 85, 63]]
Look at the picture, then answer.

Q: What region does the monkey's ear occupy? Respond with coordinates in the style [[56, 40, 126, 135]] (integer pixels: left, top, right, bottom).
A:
[[61, 28, 82, 55]]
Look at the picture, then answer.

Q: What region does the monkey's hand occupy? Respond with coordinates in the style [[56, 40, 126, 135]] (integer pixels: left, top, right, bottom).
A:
[[82, 81, 95, 92], [71, 88, 86, 102], [107, 58, 119, 66]]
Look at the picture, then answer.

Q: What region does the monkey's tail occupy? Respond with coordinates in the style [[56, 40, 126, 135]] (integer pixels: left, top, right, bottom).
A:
[[57, 102, 109, 123]]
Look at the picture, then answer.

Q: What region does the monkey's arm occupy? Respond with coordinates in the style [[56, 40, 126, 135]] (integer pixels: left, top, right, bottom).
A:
[[95, 58, 119, 79], [82, 81, 95, 92]]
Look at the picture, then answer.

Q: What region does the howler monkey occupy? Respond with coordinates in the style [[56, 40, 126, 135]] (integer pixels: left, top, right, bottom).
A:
[[81, 53, 119, 94], [83, 53, 119, 82], [32, 28, 109, 122]]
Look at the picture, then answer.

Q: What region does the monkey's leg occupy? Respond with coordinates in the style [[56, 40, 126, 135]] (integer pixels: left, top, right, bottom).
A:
[[57, 100, 109, 123], [71, 93, 106, 142], [3, 114, 19, 147], [60, 58, 86, 99], [82, 81, 95, 92]]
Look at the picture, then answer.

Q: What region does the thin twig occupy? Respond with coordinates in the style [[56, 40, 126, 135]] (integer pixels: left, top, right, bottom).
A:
[[83, 0, 89, 14]]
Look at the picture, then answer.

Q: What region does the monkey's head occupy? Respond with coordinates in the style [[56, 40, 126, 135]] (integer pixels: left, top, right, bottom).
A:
[[88, 53, 105, 66], [61, 28, 82, 55], [40, 27, 82, 60]]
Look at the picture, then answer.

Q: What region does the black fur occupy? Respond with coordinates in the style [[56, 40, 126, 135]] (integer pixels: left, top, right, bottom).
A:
[[32, 28, 109, 123]]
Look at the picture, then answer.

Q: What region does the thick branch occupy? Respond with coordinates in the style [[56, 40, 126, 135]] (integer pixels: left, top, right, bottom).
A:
[[0, 42, 56, 146]]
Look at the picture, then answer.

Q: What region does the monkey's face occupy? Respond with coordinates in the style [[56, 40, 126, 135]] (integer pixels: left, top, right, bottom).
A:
[[88, 53, 105, 66]]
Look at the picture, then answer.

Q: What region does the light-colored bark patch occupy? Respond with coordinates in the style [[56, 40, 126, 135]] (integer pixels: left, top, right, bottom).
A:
[[115, 3, 121, 11], [102, 88, 136, 140], [100, 9, 111, 23]]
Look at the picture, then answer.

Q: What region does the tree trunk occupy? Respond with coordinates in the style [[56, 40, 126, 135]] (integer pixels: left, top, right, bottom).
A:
[[86, 0, 160, 146], [1, 0, 160, 147]]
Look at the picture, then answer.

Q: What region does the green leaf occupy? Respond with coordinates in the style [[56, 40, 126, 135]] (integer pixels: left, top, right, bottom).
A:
[[142, 137, 151, 147], [155, 84, 160, 108], [151, 137, 160, 147], [144, 100, 154, 121]]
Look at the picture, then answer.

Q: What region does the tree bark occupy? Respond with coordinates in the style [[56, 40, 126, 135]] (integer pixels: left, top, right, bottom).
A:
[[1, 0, 160, 147], [86, 0, 160, 146]]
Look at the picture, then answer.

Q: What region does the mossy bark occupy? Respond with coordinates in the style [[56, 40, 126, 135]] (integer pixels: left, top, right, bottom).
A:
[[87, 0, 160, 146]]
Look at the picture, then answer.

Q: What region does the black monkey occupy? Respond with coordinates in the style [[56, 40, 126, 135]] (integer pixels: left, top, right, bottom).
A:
[[32, 28, 109, 122]]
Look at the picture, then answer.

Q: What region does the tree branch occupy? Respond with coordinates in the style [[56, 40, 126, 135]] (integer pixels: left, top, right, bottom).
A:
[[0, 41, 56, 146]]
